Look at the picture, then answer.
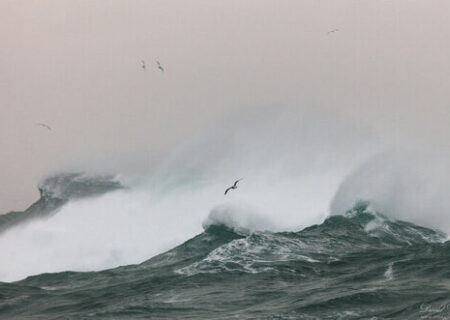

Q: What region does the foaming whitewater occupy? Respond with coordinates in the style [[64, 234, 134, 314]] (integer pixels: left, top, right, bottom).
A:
[[202, 203, 275, 235], [331, 148, 450, 234], [0, 107, 382, 282], [2, 202, 449, 319], [1, 108, 450, 319]]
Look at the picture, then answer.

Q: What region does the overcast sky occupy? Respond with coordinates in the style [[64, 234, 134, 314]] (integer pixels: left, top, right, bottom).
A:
[[1, 0, 450, 212]]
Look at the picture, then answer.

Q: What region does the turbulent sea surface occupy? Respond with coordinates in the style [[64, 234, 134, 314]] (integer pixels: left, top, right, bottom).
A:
[[1, 175, 450, 319]]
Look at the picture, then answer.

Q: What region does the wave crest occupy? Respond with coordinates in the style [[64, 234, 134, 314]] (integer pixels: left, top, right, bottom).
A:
[[202, 203, 275, 235]]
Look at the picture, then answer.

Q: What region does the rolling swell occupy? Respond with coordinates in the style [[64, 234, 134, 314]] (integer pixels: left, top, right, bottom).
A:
[[1, 204, 449, 319]]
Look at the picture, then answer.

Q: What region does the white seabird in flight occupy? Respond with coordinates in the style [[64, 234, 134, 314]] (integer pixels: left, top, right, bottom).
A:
[[37, 123, 52, 131], [156, 60, 164, 73], [326, 29, 339, 35]]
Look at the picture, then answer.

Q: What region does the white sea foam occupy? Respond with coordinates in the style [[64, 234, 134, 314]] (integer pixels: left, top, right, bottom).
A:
[[0, 104, 447, 282], [202, 203, 275, 234], [0, 107, 383, 282], [384, 262, 394, 280], [176, 232, 320, 276], [331, 149, 450, 235]]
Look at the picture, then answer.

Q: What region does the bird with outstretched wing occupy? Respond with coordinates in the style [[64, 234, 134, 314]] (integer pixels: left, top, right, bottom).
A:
[[37, 123, 52, 131], [156, 60, 164, 73], [224, 178, 243, 195], [326, 29, 339, 35]]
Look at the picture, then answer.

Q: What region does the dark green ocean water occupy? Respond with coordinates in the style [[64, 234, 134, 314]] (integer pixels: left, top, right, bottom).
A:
[[1, 204, 449, 319]]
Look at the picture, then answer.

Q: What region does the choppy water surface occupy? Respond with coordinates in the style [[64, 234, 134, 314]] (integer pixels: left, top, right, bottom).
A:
[[1, 203, 449, 319]]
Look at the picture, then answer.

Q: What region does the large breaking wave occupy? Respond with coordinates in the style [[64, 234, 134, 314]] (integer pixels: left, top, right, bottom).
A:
[[0, 107, 448, 282], [2, 205, 449, 319]]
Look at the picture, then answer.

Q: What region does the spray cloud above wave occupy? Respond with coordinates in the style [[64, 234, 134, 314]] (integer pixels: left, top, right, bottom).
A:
[[0, 106, 448, 282], [331, 148, 450, 234]]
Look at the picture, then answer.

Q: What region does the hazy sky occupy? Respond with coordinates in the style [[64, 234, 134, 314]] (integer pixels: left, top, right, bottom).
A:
[[1, 0, 450, 212]]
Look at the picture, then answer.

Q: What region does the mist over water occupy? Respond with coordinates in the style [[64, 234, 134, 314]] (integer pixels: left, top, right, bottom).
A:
[[1, 106, 449, 283], [331, 148, 450, 234], [0, 106, 385, 282], [2, 3, 450, 318]]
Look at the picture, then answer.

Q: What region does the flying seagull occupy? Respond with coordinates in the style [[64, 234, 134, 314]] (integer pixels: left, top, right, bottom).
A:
[[156, 60, 164, 73], [141, 60, 146, 71], [224, 178, 243, 195], [326, 29, 339, 35], [37, 123, 52, 131]]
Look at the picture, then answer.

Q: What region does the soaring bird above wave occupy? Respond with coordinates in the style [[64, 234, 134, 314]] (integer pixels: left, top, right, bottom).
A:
[[326, 28, 339, 35], [156, 60, 164, 73], [224, 178, 242, 195], [37, 123, 52, 131]]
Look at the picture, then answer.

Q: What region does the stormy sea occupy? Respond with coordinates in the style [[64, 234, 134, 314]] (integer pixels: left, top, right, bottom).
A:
[[0, 173, 449, 320], [1, 111, 449, 319]]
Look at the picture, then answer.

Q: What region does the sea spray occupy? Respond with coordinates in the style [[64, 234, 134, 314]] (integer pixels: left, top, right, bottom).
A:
[[0, 107, 381, 281], [2, 207, 448, 319], [331, 148, 450, 234]]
